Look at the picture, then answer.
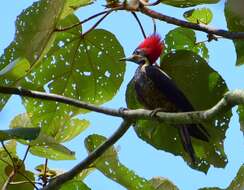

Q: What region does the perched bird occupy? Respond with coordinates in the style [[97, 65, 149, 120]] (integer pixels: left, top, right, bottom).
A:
[[121, 34, 210, 163]]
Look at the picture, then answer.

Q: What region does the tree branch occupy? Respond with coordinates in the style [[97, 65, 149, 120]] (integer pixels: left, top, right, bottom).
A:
[[42, 120, 132, 190], [0, 87, 244, 125], [138, 6, 244, 39]]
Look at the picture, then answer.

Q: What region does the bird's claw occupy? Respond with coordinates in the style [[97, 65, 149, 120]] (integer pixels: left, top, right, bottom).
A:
[[149, 108, 164, 117], [118, 107, 128, 114]]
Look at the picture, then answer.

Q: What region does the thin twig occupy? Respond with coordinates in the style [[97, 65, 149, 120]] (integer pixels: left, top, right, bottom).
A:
[[9, 181, 42, 185], [17, 170, 39, 190], [152, 18, 156, 34], [1, 141, 16, 170], [131, 12, 147, 38], [43, 158, 48, 187], [82, 11, 112, 36], [42, 120, 132, 190], [19, 145, 30, 169], [55, 5, 124, 32], [2, 170, 15, 190]]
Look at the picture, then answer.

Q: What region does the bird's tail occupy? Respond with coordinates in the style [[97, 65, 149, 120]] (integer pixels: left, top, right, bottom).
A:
[[179, 126, 196, 164]]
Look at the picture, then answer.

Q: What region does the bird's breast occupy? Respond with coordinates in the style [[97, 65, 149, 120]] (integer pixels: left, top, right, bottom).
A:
[[133, 66, 178, 112]]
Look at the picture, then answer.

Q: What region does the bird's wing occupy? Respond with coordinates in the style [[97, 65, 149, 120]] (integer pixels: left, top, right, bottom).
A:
[[145, 65, 210, 142], [144, 65, 194, 112]]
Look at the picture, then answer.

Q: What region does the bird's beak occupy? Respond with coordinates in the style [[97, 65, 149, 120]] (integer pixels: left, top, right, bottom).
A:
[[119, 54, 139, 64]]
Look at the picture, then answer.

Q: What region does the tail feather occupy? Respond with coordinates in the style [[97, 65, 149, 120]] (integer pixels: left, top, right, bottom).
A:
[[188, 124, 210, 142], [179, 126, 196, 164]]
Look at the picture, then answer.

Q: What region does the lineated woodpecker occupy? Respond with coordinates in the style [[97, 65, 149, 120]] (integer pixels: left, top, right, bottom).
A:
[[121, 34, 210, 163]]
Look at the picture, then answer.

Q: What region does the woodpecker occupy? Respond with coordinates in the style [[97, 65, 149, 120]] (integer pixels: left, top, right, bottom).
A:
[[121, 34, 210, 163]]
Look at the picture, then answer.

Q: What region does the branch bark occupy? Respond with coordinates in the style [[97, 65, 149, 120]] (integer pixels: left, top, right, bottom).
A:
[[0, 86, 243, 125], [42, 120, 132, 190], [118, 2, 244, 39]]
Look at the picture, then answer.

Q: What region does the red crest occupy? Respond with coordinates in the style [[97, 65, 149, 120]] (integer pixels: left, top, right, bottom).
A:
[[138, 34, 164, 64]]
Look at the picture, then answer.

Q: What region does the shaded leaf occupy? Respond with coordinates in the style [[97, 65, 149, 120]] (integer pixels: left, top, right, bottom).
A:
[[183, 8, 213, 24], [22, 14, 125, 137], [164, 27, 209, 60], [0, 141, 35, 190], [0, 128, 40, 141], [160, 0, 220, 8], [225, 0, 244, 65], [126, 50, 231, 173], [85, 134, 178, 190]]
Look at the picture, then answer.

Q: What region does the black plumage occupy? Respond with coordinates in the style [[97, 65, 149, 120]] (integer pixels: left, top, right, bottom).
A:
[[133, 63, 210, 163]]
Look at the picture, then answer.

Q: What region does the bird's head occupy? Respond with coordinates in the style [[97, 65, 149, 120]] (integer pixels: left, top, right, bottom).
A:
[[120, 34, 164, 65]]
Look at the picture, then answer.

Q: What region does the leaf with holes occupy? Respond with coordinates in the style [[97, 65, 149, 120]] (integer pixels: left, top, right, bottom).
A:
[[10, 113, 89, 143], [29, 133, 75, 160], [126, 50, 231, 173], [55, 118, 90, 142], [225, 0, 244, 65], [183, 8, 213, 24], [0, 0, 95, 109], [160, 0, 219, 8], [22, 14, 125, 135], [164, 27, 209, 60], [85, 134, 178, 190]]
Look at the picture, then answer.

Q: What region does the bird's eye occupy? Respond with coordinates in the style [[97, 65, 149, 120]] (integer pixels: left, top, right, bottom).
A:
[[133, 49, 141, 55]]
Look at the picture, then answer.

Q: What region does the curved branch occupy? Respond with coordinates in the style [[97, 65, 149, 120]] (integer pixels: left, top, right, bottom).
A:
[[42, 120, 132, 190], [0, 86, 243, 125], [139, 6, 244, 39]]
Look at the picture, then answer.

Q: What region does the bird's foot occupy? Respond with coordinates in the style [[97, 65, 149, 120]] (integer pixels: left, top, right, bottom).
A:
[[149, 108, 164, 117], [118, 107, 128, 115]]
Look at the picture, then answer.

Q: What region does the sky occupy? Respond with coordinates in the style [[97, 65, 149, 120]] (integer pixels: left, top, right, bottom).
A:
[[0, 0, 244, 190]]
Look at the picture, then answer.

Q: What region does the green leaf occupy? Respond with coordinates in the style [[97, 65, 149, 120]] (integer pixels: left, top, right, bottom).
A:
[[164, 27, 209, 60], [0, 141, 35, 190], [149, 177, 179, 190], [183, 8, 213, 24], [160, 0, 220, 8], [6, 166, 35, 190], [0, 57, 30, 79], [22, 14, 125, 136], [0, 0, 95, 109], [61, 0, 94, 18], [29, 133, 75, 160], [237, 106, 244, 134], [126, 50, 231, 173], [55, 118, 90, 143], [0, 128, 40, 141], [60, 180, 91, 190], [85, 134, 179, 190], [199, 164, 244, 190], [225, 0, 244, 65]]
